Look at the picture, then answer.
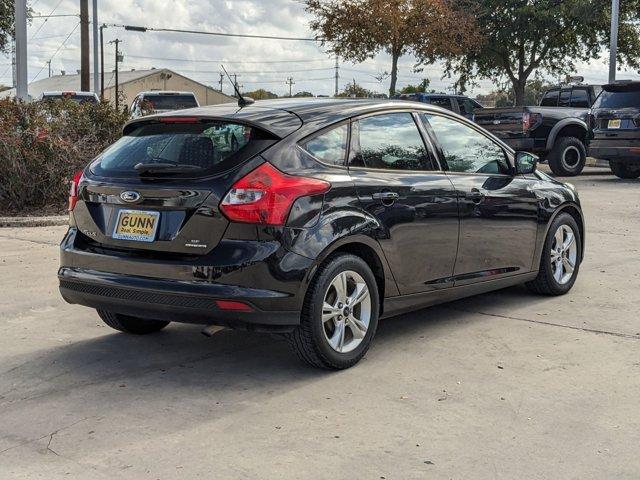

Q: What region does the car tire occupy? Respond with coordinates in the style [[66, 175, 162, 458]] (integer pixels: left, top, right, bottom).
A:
[[547, 137, 586, 176], [287, 254, 379, 369], [97, 310, 170, 335], [526, 212, 582, 296], [609, 160, 640, 179]]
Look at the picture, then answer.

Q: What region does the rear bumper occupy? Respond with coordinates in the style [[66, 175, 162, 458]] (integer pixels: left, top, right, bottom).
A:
[[588, 145, 640, 164], [59, 228, 313, 329]]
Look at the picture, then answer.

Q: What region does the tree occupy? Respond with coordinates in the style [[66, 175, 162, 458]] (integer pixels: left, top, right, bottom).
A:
[[400, 78, 431, 94], [294, 91, 314, 97], [304, 0, 478, 96], [443, 0, 640, 106], [336, 80, 371, 98], [0, 0, 15, 53], [244, 89, 278, 100]]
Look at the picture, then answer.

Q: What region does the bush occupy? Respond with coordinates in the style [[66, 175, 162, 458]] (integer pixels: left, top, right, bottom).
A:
[[0, 98, 129, 215]]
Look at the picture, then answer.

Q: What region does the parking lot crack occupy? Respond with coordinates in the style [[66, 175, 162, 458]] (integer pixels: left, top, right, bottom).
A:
[[0, 233, 58, 246], [445, 307, 640, 340]]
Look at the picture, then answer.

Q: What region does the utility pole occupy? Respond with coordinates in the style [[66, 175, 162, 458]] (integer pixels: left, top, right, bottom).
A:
[[100, 25, 106, 99], [92, 0, 99, 93], [47, 60, 51, 78], [334, 55, 339, 97], [232, 74, 239, 95], [14, 0, 28, 100], [219, 73, 224, 93], [286, 77, 295, 97], [109, 39, 122, 109], [80, 0, 90, 91], [609, 0, 619, 83]]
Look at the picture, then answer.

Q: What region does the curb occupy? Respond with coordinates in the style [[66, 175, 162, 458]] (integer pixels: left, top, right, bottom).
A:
[[0, 215, 68, 228]]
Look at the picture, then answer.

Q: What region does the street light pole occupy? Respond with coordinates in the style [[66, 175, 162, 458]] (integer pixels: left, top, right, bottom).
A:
[[14, 0, 28, 100], [92, 0, 99, 93], [109, 39, 122, 109], [100, 25, 106, 100], [609, 0, 619, 83]]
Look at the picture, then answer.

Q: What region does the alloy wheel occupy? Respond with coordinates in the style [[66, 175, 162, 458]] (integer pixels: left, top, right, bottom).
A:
[[322, 270, 371, 353], [550, 224, 578, 285]]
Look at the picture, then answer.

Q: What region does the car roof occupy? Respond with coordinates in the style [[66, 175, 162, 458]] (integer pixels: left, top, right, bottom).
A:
[[139, 91, 196, 96], [124, 98, 454, 138], [42, 91, 98, 96]]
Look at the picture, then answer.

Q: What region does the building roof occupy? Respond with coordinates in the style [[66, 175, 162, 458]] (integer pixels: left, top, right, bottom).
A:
[[0, 69, 234, 101]]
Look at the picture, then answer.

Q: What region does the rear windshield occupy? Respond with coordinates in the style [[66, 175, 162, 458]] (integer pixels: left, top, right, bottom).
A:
[[90, 122, 256, 178], [142, 95, 198, 110], [42, 94, 98, 104], [593, 88, 640, 109]]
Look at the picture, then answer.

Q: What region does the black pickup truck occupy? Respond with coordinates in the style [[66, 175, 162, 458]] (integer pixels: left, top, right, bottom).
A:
[[475, 84, 601, 176]]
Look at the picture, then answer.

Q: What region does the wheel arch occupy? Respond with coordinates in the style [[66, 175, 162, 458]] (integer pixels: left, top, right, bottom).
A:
[[546, 119, 588, 151], [539, 202, 585, 264]]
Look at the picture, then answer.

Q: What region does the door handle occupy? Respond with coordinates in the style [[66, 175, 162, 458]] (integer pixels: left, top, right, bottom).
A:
[[372, 191, 399, 205], [467, 188, 485, 202]]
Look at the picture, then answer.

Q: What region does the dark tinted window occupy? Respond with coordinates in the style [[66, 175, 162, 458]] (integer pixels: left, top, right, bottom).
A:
[[350, 113, 432, 171], [540, 89, 559, 106], [428, 97, 453, 110], [42, 94, 97, 104], [593, 88, 640, 109], [302, 124, 348, 166], [558, 89, 571, 107], [91, 122, 254, 177], [424, 114, 510, 174], [456, 97, 477, 116], [570, 88, 590, 108], [141, 94, 198, 110]]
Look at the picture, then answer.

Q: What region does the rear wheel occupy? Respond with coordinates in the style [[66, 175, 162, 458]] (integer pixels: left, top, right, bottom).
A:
[[526, 213, 581, 296], [547, 136, 586, 176], [287, 254, 379, 369], [97, 310, 170, 335], [609, 160, 640, 179]]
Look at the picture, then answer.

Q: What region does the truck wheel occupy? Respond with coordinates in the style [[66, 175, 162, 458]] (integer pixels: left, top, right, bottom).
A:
[[97, 310, 170, 334], [609, 161, 640, 179], [547, 137, 586, 176]]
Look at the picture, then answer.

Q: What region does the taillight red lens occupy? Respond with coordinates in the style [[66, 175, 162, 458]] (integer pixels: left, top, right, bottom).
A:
[[523, 112, 541, 131], [215, 300, 253, 312], [219, 162, 330, 226], [68, 170, 83, 212]]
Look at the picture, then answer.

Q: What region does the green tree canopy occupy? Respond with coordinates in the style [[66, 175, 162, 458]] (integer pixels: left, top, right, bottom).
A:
[[244, 89, 279, 100], [442, 0, 640, 105], [400, 78, 431, 94], [336, 80, 372, 98], [294, 91, 314, 97]]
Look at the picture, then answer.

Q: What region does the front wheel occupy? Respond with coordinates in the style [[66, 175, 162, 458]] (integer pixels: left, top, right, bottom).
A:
[[609, 160, 640, 179], [547, 136, 586, 176], [97, 310, 170, 334], [287, 254, 379, 369], [526, 213, 582, 296]]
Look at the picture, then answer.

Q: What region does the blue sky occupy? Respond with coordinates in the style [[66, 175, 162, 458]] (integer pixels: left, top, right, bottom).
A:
[[2, 0, 638, 97]]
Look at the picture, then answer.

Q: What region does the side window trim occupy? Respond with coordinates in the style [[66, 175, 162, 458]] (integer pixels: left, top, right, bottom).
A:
[[420, 112, 515, 176], [346, 110, 441, 173], [298, 120, 351, 167]]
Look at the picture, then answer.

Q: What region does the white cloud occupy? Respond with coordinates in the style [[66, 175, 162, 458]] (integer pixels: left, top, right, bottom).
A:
[[2, 0, 638, 97]]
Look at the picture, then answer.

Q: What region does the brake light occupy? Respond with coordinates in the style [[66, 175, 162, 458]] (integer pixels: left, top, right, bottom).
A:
[[523, 112, 541, 131], [215, 300, 253, 312], [158, 117, 199, 124], [220, 162, 330, 226], [68, 170, 84, 211]]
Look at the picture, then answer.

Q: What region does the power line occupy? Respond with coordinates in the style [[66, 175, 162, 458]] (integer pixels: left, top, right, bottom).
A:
[[32, 22, 81, 82], [104, 53, 333, 64], [29, 0, 67, 41]]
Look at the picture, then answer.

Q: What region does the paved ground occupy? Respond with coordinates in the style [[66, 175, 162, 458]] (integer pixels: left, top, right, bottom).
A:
[[1, 166, 639, 480]]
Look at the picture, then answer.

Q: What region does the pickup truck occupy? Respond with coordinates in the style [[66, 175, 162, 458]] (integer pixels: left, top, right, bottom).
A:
[[474, 84, 601, 176]]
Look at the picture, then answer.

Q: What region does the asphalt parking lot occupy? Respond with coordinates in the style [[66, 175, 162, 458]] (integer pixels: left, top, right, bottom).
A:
[[1, 166, 639, 480]]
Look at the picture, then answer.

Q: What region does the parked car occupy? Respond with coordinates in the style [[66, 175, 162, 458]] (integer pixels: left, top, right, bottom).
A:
[[475, 84, 601, 176], [59, 99, 584, 369], [397, 92, 483, 120], [130, 91, 199, 118], [39, 91, 99, 104], [587, 81, 640, 179]]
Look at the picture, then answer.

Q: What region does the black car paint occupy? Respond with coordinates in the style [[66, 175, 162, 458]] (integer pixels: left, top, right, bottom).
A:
[[59, 99, 583, 330]]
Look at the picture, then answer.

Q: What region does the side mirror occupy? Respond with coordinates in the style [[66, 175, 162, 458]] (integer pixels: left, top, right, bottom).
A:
[[515, 151, 537, 174]]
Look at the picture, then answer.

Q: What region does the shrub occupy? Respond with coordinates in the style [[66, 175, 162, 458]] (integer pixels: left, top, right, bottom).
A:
[[0, 98, 129, 215]]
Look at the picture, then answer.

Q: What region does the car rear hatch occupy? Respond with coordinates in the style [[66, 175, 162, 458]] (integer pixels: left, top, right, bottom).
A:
[[591, 83, 640, 146], [71, 116, 280, 255]]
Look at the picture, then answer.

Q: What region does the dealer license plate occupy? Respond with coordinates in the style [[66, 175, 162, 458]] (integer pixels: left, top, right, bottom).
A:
[[112, 209, 160, 242]]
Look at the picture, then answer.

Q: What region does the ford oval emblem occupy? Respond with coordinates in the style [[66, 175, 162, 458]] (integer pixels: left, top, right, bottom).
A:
[[120, 191, 141, 203]]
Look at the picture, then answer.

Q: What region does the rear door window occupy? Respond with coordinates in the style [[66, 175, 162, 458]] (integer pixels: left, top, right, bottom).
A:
[[349, 113, 433, 171], [428, 97, 454, 111], [301, 124, 349, 166], [570, 88, 590, 108], [558, 89, 571, 107], [540, 89, 559, 106], [91, 122, 264, 178]]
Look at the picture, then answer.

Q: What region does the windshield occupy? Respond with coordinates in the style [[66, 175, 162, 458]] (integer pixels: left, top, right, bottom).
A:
[[593, 89, 640, 109], [91, 122, 253, 177], [142, 95, 198, 110]]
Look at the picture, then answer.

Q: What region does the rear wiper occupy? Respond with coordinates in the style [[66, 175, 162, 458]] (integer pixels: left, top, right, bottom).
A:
[[134, 162, 204, 174]]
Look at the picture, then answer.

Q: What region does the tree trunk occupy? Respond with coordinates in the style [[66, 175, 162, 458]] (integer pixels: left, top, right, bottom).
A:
[[513, 78, 527, 106], [389, 49, 400, 97]]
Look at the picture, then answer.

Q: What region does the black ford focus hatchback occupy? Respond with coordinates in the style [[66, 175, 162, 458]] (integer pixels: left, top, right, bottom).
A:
[[59, 99, 584, 369]]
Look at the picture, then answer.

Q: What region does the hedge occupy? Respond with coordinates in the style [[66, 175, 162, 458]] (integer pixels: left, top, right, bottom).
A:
[[0, 98, 129, 215]]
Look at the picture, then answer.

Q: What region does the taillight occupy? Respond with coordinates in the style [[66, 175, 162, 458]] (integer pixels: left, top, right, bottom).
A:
[[523, 112, 541, 131], [587, 113, 596, 129], [220, 162, 330, 226], [68, 170, 83, 212]]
